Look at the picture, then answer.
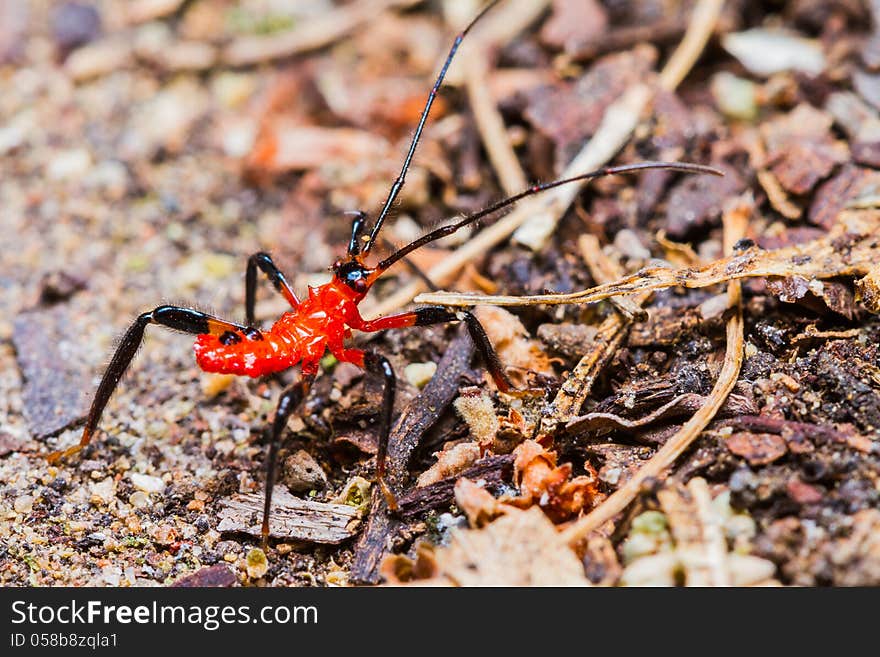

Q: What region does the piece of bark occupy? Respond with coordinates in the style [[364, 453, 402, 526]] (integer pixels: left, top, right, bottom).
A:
[[397, 454, 514, 519], [761, 104, 849, 195], [664, 163, 745, 239], [808, 166, 880, 229], [351, 328, 475, 584], [170, 564, 237, 588], [217, 487, 361, 544], [12, 306, 93, 440]]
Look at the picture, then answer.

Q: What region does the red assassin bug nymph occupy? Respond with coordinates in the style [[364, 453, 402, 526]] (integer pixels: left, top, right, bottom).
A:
[[47, 0, 721, 546]]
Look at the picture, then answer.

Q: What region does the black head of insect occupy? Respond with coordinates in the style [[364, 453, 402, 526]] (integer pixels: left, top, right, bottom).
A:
[[331, 211, 381, 296]]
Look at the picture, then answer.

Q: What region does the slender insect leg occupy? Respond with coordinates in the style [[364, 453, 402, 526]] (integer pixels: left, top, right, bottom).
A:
[[356, 306, 514, 392], [362, 352, 398, 511], [245, 252, 300, 325], [261, 373, 315, 548], [47, 306, 248, 464]]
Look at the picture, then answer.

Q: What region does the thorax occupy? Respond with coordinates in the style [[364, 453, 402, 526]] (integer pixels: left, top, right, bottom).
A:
[[273, 281, 360, 340]]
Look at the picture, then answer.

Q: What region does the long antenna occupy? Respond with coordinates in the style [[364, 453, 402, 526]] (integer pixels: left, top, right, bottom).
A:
[[363, 0, 502, 252], [378, 162, 724, 271]]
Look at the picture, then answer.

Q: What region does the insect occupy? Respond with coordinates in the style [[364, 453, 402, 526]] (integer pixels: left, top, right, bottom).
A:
[[47, 0, 720, 547]]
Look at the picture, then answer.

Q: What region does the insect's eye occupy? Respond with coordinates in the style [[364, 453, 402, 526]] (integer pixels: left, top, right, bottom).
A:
[[352, 278, 367, 293]]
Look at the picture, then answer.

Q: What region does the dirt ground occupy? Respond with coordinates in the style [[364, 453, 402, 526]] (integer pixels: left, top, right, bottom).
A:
[[1, 0, 879, 587]]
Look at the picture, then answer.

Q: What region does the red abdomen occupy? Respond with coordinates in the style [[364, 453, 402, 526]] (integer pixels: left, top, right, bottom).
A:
[[194, 332, 299, 378]]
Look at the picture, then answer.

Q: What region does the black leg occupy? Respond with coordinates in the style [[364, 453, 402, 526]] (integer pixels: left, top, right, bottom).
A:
[[363, 352, 397, 511], [48, 306, 248, 464], [245, 252, 300, 326], [357, 306, 514, 392], [261, 373, 315, 547], [412, 307, 514, 392]]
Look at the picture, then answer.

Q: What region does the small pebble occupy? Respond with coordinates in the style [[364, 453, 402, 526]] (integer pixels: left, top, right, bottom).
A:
[[128, 491, 150, 509], [130, 472, 165, 494], [151, 525, 177, 546], [283, 450, 327, 494], [100, 565, 122, 586], [52, 2, 102, 55], [89, 477, 116, 505], [186, 499, 205, 512], [404, 362, 437, 388], [13, 495, 34, 514], [85, 160, 128, 199], [212, 72, 257, 109], [46, 148, 92, 181], [711, 72, 757, 121], [64, 38, 132, 81], [246, 548, 268, 579]]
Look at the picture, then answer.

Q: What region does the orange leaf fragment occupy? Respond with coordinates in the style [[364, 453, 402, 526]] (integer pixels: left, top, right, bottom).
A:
[[510, 439, 601, 521]]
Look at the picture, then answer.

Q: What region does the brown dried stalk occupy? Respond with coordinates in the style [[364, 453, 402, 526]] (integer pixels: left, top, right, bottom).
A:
[[579, 234, 647, 321], [466, 54, 528, 196], [416, 210, 880, 308]]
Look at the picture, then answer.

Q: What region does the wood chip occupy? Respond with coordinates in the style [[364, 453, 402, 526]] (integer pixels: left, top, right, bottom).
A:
[[13, 307, 92, 440], [217, 487, 361, 544]]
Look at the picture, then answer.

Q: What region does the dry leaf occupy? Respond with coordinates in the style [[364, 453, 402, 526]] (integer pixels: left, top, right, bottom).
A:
[[383, 507, 591, 586], [473, 306, 556, 384], [454, 477, 504, 528], [415, 441, 481, 488], [509, 439, 601, 521]]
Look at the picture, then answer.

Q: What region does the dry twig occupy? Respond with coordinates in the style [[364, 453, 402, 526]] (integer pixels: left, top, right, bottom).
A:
[[416, 210, 880, 307], [352, 328, 474, 583], [465, 54, 528, 196], [223, 0, 419, 66]]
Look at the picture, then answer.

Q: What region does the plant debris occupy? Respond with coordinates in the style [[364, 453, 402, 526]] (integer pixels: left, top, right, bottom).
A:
[[216, 488, 362, 545], [3, 0, 880, 588], [382, 507, 590, 587]]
